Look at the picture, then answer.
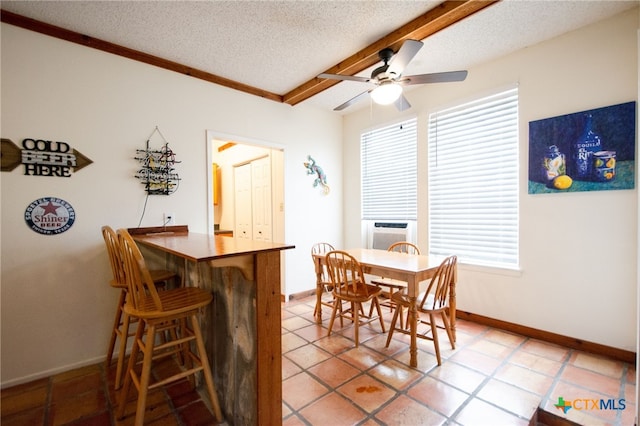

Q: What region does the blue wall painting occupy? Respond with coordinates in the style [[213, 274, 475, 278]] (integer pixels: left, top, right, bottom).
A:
[[528, 101, 636, 194]]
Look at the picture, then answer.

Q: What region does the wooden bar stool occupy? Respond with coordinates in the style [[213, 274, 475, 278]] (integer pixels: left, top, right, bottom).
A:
[[115, 228, 222, 425], [101, 226, 178, 390]]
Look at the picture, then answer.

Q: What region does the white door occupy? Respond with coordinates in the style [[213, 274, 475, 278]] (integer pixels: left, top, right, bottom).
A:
[[234, 163, 253, 239], [251, 156, 272, 242]]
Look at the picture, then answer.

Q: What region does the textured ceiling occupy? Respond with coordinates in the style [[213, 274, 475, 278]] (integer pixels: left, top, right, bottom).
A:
[[1, 0, 637, 113]]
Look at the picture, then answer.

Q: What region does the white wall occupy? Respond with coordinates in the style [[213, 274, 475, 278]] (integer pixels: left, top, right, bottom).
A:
[[0, 23, 343, 386], [343, 8, 638, 351]]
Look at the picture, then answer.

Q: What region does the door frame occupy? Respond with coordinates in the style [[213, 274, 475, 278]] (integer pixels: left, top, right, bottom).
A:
[[205, 130, 285, 237]]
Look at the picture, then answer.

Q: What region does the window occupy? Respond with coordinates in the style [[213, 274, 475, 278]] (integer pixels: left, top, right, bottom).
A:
[[428, 88, 519, 268], [361, 118, 417, 221]]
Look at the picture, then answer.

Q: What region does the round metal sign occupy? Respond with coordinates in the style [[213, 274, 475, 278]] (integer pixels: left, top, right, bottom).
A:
[[24, 197, 76, 235]]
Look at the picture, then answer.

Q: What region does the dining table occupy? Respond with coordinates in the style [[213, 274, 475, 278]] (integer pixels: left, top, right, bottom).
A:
[[313, 248, 456, 368]]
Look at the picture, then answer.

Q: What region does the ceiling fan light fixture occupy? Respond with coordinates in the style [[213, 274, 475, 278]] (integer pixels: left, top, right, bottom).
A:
[[370, 82, 402, 105]]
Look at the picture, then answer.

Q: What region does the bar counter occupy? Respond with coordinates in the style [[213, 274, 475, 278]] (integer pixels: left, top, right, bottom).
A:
[[133, 231, 294, 425]]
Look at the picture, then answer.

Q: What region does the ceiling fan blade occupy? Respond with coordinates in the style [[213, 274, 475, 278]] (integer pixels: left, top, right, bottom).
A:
[[334, 90, 371, 111], [399, 70, 468, 85], [387, 39, 424, 77], [394, 94, 412, 112], [318, 73, 371, 83]]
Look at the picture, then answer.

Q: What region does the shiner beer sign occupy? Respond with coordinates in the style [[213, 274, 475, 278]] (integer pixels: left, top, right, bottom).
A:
[[1, 138, 93, 176], [24, 197, 76, 235]]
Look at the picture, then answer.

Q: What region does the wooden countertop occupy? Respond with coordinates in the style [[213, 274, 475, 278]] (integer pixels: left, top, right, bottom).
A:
[[133, 232, 295, 262]]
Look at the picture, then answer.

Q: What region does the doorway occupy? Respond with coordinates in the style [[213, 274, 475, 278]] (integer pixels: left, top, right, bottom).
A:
[[205, 130, 285, 244]]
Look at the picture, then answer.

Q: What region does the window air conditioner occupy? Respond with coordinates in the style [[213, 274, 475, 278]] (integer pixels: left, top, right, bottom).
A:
[[366, 221, 416, 250]]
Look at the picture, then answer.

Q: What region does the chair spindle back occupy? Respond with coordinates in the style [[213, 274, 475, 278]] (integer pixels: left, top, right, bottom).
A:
[[420, 255, 457, 310], [102, 226, 127, 288], [326, 250, 372, 298], [388, 241, 421, 255], [117, 229, 164, 312], [312, 242, 335, 282]]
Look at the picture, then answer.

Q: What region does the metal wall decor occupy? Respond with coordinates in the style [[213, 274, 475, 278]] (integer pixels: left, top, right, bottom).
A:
[[1, 137, 93, 177], [134, 127, 181, 195], [303, 155, 330, 194], [24, 197, 76, 235]]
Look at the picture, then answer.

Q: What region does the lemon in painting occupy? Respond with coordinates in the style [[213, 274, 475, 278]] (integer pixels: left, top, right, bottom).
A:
[[606, 158, 616, 168], [552, 175, 572, 190]]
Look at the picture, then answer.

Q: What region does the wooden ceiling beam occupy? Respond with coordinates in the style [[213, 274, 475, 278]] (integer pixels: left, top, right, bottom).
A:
[[2, 2, 499, 108], [0, 10, 283, 103], [282, 0, 500, 106]]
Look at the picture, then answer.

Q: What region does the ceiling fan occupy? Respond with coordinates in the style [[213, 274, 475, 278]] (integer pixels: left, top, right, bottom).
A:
[[319, 39, 468, 112]]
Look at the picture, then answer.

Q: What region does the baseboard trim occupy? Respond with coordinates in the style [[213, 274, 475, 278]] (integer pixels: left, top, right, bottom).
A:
[[287, 289, 316, 301], [1, 354, 106, 390], [457, 310, 636, 365]]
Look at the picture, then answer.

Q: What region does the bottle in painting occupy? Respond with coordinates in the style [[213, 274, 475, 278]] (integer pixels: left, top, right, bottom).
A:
[[572, 114, 601, 180], [542, 145, 566, 183]]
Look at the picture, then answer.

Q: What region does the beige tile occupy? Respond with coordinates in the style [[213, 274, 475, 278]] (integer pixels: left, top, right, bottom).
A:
[[569, 351, 625, 379], [281, 315, 315, 332], [509, 349, 563, 377], [453, 319, 490, 336], [282, 356, 303, 380], [282, 413, 307, 426], [408, 375, 469, 417], [483, 329, 526, 347], [494, 363, 555, 395], [375, 394, 447, 425], [476, 378, 540, 419], [308, 357, 361, 388], [467, 339, 515, 359], [454, 397, 530, 426], [337, 374, 396, 413], [286, 302, 315, 316], [313, 333, 356, 355], [519, 339, 569, 362], [626, 365, 636, 384], [298, 392, 367, 425], [339, 345, 387, 370], [368, 359, 423, 391], [286, 343, 332, 369], [560, 365, 622, 397], [428, 361, 487, 394], [282, 331, 308, 353], [294, 323, 330, 343], [282, 372, 329, 411], [449, 347, 503, 375]]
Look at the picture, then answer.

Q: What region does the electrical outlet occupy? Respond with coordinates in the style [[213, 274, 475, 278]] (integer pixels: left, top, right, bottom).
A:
[[164, 212, 175, 225]]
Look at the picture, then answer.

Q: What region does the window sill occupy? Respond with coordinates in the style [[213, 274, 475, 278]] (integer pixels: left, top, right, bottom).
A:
[[458, 262, 522, 277]]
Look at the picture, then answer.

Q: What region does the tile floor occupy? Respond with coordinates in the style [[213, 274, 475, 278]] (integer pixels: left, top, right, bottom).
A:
[[1, 295, 636, 425]]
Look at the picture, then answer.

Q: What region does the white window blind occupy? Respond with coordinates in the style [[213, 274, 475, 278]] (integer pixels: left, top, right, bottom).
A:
[[361, 118, 417, 220], [428, 88, 519, 268]]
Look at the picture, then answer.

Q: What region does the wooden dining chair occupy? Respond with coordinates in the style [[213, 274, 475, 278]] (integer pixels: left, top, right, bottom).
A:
[[370, 242, 421, 328], [385, 255, 457, 365], [325, 250, 386, 347], [311, 242, 336, 317], [115, 229, 222, 425], [101, 226, 179, 390]]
